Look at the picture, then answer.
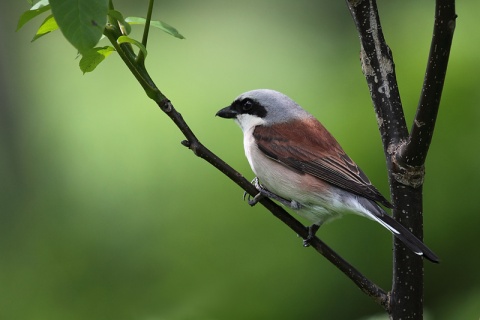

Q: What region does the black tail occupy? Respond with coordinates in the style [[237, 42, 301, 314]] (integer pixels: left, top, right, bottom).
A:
[[358, 198, 440, 263], [377, 212, 440, 263]]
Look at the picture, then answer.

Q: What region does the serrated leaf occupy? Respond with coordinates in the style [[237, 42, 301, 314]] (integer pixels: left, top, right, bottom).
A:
[[125, 17, 185, 39], [117, 35, 148, 58], [16, 4, 51, 31], [79, 46, 115, 74], [49, 0, 108, 54], [108, 9, 131, 35], [32, 14, 58, 41]]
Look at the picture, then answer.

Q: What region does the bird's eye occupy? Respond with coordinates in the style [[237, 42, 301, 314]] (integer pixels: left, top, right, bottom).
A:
[[242, 100, 253, 112]]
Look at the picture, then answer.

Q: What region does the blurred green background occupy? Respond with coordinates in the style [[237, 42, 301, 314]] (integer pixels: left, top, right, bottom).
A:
[[1, 1, 479, 319]]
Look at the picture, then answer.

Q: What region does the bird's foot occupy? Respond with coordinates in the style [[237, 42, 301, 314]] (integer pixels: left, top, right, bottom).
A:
[[244, 177, 302, 210], [243, 177, 263, 206], [302, 224, 320, 247]]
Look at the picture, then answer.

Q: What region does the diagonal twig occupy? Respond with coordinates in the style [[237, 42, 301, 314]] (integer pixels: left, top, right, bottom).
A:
[[103, 14, 388, 308]]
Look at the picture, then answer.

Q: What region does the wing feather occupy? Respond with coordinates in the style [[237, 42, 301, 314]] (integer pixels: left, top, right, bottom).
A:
[[253, 118, 393, 208]]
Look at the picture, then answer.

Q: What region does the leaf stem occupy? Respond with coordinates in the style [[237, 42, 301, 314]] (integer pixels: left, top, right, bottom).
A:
[[103, 25, 162, 101]]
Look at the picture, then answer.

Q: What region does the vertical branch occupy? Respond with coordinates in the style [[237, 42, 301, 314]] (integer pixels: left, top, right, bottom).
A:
[[398, 0, 457, 167]]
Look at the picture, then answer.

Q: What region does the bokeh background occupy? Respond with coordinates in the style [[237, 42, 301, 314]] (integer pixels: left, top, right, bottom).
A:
[[1, 1, 479, 319]]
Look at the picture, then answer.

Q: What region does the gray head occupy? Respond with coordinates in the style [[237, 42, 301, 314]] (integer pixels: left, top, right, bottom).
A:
[[216, 89, 312, 132]]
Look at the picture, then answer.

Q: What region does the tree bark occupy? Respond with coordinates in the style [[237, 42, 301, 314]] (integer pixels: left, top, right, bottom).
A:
[[346, 0, 456, 318]]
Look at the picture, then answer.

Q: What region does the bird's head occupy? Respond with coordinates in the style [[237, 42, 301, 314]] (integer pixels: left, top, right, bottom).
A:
[[216, 89, 311, 132]]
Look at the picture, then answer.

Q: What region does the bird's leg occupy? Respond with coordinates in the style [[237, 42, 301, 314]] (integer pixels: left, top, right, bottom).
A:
[[245, 177, 302, 210], [243, 177, 264, 205], [303, 224, 320, 247], [244, 177, 270, 206], [244, 178, 316, 247]]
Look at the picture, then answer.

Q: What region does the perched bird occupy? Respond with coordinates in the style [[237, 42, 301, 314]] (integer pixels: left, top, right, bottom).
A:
[[216, 89, 439, 263]]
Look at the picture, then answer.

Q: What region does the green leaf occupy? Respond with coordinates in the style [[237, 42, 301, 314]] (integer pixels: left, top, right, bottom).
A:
[[117, 35, 148, 58], [79, 46, 115, 74], [49, 0, 108, 54], [31, 0, 50, 10], [125, 17, 185, 39], [32, 14, 58, 42], [108, 9, 131, 35], [16, 3, 51, 31]]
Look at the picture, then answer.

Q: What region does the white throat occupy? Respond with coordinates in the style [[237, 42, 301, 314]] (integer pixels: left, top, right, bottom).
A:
[[235, 114, 265, 133]]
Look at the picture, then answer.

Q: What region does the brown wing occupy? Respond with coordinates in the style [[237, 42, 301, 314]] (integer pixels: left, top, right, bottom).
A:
[[253, 118, 393, 208]]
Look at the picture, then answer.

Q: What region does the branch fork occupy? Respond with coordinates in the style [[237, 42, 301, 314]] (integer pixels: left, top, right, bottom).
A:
[[348, 0, 456, 317]]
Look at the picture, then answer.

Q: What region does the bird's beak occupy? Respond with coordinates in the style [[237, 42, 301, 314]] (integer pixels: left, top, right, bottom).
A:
[[216, 106, 238, 119]]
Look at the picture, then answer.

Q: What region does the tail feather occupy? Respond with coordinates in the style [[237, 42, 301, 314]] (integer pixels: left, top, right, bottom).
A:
[[377, 213, 440, 263], [357, 197, 440, 263]]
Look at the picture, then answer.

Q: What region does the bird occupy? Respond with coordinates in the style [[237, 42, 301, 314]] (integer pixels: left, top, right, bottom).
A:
[[216, 89, 439, 263]]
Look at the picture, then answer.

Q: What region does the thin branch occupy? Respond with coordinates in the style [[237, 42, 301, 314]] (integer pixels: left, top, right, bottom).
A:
[[103, 12, 388, 307], [398, 0, 457, 167], [137, 0, 154, 64], [183, 136, 388, 307], [162, 86, 390, 309], [104, 25, 165, 101], [309, 236, 388, 309], [141, 0, 154, 47]]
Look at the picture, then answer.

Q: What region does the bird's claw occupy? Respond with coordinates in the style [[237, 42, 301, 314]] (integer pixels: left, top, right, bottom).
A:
[[302, 224, 320, 247], [243, 177, 264, 206], [247, 192, 265, 206], [244, 177, 304, 210]]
